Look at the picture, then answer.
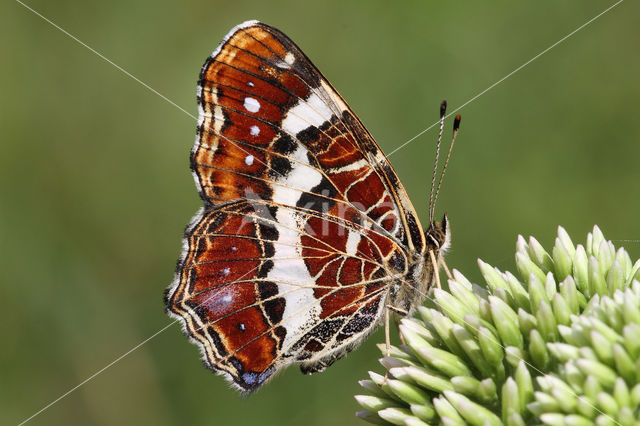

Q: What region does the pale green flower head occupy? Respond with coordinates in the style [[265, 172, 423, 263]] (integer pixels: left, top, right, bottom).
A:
[[355, 226, 640, 425]]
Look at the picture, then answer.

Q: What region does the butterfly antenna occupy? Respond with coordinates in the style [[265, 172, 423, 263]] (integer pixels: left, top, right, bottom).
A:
[[429, 100, 447, 224], [431, 114, 461, 220]]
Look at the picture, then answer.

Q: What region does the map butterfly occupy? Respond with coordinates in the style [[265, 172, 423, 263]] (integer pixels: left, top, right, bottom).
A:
[[165, 20, 459, 393]]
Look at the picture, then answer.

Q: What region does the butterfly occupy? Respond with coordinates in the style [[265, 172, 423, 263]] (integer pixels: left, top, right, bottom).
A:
[[165, 20, 459, 394]]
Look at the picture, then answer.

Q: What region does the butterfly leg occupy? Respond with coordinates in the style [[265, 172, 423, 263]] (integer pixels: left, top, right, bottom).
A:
[[396, 318, 406, 345], [384, 307, 391, 358], [384, 305, 409, 349], [440, 257, 453, 280], [381, 304, 410, 385], [380, 307, 391, 385], [386, 305, 408, 316], [429, 249, 442, 289]]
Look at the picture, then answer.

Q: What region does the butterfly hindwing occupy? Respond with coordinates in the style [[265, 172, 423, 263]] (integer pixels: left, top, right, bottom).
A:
[[166, 199, 405, 392]]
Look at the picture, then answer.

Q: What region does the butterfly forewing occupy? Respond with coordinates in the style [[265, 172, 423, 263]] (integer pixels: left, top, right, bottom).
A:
[[166, 20, 428, 393]]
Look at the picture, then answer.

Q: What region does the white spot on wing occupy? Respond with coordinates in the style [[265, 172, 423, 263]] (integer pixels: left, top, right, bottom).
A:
[[199, 286, 239, 316], [250, 125, 260, 136], [284, 52, 295, 65], [281, 92, 334, 135], [245, 155, 254, 166], [329, 158, 368, 174], [222, 267, 230, 276], [345, 231, 361, 256], [244, 97, 260, 113], [270, 145, 322, 206], [247, 81, 254, 87]]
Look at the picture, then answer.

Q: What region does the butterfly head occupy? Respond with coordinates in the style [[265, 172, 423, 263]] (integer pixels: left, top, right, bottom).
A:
[[425, 213, 451, 257]]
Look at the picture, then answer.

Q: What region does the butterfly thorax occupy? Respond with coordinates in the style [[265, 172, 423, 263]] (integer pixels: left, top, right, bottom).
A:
[[388, 215, 450, 316]]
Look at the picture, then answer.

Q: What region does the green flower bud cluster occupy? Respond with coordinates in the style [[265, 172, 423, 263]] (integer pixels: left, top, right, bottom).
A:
[[355, 226, 640, 425], [533, 283, 640, 425]]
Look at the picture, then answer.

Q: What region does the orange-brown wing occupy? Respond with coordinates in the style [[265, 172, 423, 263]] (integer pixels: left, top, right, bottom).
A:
[[165, 200, 405, 393], [192, 20, 425, 254]]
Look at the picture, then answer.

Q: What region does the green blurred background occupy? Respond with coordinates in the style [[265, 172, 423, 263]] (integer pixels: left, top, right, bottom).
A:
[[2, 1, 639, 424]]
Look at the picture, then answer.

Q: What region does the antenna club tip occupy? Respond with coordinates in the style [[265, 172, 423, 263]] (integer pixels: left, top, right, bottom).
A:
[[453, 115, 461, 131], [440, 100, 447, 118]]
